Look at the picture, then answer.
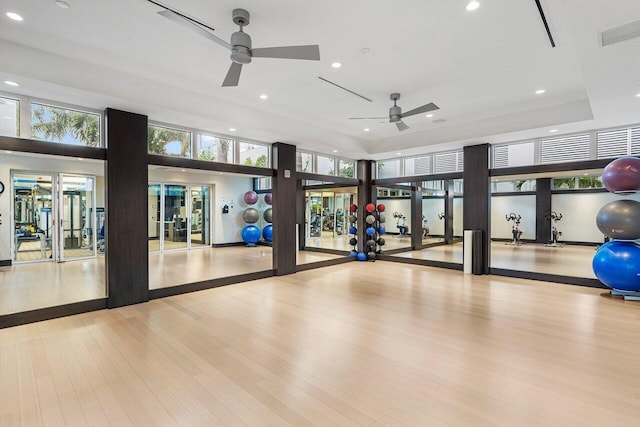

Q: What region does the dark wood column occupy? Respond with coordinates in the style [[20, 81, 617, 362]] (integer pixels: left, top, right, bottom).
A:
[[410, 181, 423, 250], [105, 108, 149, 308], [357, 160, 374, 253], [536, 178, 552, 243], [463, 144, 491, 274], [272, 142, 297, 275], [296, 179, 305, 251], [444, 180, 454, 244]]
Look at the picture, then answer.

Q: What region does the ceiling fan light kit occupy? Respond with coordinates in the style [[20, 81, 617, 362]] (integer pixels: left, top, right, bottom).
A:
[[156, 4, 320, 87]]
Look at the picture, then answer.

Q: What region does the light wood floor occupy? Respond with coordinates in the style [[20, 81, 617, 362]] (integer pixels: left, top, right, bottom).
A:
[[1, 261, 638, 426], [297, 251, 344, 265]]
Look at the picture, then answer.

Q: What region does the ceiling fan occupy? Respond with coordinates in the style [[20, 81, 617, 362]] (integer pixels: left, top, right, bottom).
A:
[[154, 3, 321, 86], [349, 93, 439, 131]]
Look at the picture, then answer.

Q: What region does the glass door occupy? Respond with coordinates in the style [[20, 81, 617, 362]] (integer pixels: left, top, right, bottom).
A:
[[190, 185, 210, 248], [163, 184, 188, 251], [13, 172, 55, 263], [148, 184, 161, 252], [59, 175, 96, 261]]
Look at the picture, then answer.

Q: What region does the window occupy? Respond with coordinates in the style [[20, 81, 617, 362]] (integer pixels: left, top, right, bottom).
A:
[[0, 96, 19, 137], [405, 154, 432, 176], [297, 151, 313, 172], [255, 177, 272, 191], [434, 150, 464, 173], [239, 141, 270, 167], [338, 159, 355, 178], [491, 179, 536, 193], [540, 134, 590, 164], [377, 159, 401, 178], [197, 134, 233, 163], [492, 142, 535, 168], [31, 103, 101, 147], [552, 175, 603, 190], [148, 124, 192, 157], [316, 155, 335, 175]]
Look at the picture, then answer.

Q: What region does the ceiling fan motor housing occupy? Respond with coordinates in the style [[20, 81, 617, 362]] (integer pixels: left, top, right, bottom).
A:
[[389, 105, 402, 122], [230, 31, 252, 64]]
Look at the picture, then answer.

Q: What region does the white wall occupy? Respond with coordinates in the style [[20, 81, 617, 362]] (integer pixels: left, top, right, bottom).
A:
[[552, 192, 640, 243], [491, 195, 536, 240], [423, 198, 445, 236], [453, 197, 463, 237], [379, 198, 411, 233], [148, 169, 254, 244], [0, 153, 105, 262]]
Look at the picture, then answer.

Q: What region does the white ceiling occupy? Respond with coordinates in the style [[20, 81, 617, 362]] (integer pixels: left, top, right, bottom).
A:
[[1, 0, 639, 160]]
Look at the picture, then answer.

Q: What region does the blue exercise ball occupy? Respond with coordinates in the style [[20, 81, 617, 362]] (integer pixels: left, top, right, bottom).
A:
[[348, 226, 357, 235], [366, 227, 376, 236], [593, 240, 640, 291], [262, 224, 273, 242], [356, 252, 367, 261], [379, 226, 386, 235], [241, 225, 261, 245]]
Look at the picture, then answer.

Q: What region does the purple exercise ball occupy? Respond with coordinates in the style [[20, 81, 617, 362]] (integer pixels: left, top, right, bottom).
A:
[[602, 156, 640, 194], [243, 190, 259, 205], [264, 192, 273, 205]]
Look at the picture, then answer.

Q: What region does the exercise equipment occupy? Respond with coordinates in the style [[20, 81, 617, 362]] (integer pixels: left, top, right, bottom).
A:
[[243, 190, 258, 205], [262, 224, 273, 242], [243, 208, 260, 223], [365, 214, 376, 224], [596, 200, 640, 240], [366, 226, 376, 236], [438, 212, 445, 221], [264, 192, 273, 205], [348, 226, 357, 235], [367, 251, 376, 260], [263, 207, 273, 223], [544, 211, 564, 247], [349, 250, 358, 257], [241, 224, 261, 246], [422, 215, 430, 239], [349, 204, 358, 212], [377, 237, 385, 246], [379, 214, 386, 223], [356, 252, 367, 261], [593, 240, 640, 291], [392, 212, 409, 236], [379, 225, 386, 235], [602, 156, 640, 194], [365, 203, 376, 213], [377, 204, 386, 212], [349, 237, 358, 246], [505, 213, 523, 246]]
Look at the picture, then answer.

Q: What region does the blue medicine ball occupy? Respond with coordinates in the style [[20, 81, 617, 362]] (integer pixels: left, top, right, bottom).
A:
[[262, 224, 273, 242], [356, 252, 367, 261], [593, 240, 640, 291], [349, 250, 358, 257], [348, 226, 357, 235], [366, 227, 376, 236], [241, 225, 261, 245], [379, 226, 386, 235]]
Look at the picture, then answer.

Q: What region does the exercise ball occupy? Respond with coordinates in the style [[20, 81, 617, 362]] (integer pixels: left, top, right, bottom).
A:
[[262, 224, 273, 242], [356, 252, 367, 261], [602, 156, 640, 193], [593, 240, 640, 291], [241, 225, 261, 245], [264, 192, 273, 205], [349, 238, 358, 246], [365, 203, 376, 213], [367, 239, 376, 248], [243, 190, 258, 205], [377, 204, 386, 212], [263, 207, 273, 223], [367, 252, 376, 260], [379, 226, 386, 235], [596, 200, 640, 240], [243, 208, 260, 224], [349, 215, 357, 223], [377, 237, 386, 246], [365, 214, 376, 224], [379, 214, 386, 223], [366, 227, 376, 236], [349, 250, 358, 257], [348, 226, 357, 235], [349, 204, 358, 212]]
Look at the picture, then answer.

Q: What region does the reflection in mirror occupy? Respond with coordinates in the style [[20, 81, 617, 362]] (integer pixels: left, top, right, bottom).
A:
[[298, 184, 356, 264], [489, 171, 614, 279], [376, 186, 412, 251]]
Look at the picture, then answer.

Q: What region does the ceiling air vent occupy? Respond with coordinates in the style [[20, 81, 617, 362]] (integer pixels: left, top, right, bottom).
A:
[[600, 19, 640, 47]]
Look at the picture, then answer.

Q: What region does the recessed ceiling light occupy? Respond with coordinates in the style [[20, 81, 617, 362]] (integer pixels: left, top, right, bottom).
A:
[[331, 62, 341, 68], [636, 93, 640, 98], [360, 48, 372, 55], [466, 1, 480, 11], [536, 89, 546, 95], [259, 94, 268, 100], [396, 152, 402, 156], [6, 12, 23, 21], [228, 128, 236, 132], [3, 80, 19, 87], [364, 128, 370, 132], [425, 113, 434, 118], [55, 1, 70, 8], [549, 129, 558, 133], [181, 169, 186, 172], [332, 149, 338, 153]]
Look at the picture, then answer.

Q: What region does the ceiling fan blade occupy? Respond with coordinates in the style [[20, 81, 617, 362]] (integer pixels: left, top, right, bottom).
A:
[[222, 62, 243, 87], [396, 121, 410, 132], [251, 45, 320, 60], [348, 117, 388, 120], [401, 102, 440, 118], [158, 10, 231, 50]]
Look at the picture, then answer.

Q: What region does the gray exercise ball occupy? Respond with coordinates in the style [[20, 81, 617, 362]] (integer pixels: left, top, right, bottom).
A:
[[243, 207, 260, 224], [263, 207, 273, 223], [379, 214, 386, 223], [596, 199, 640, 240]]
